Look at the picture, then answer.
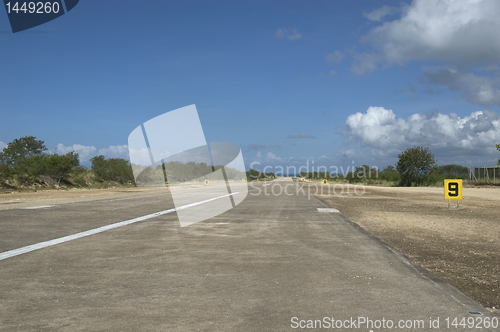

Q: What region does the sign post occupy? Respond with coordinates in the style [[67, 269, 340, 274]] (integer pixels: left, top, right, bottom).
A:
[[444, 179, 462, 209]]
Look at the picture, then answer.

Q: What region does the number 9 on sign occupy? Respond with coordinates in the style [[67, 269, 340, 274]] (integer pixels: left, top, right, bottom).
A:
[[444, 179, 462, 200]]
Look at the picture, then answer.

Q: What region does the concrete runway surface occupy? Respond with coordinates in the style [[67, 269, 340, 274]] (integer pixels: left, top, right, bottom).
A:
[[0, 178, 497, 331]]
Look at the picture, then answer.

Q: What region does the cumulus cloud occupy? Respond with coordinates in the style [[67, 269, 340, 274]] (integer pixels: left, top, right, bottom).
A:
[[363, 5, 399, 22], [339, 149, 356, 158], [54, 143, 131, 166], [424, 67, 500, 105], [265, 152, 282, 161], [275, 28, 302, 41], [364, 0, 500, 66], [0, 141, 6, 150], [55, 143, 97, 163], [340, 0, 500, 105], [128, 147, 152, 166], [343, 106, 500, 161], [287, 133, 317, 139], [98, 144, 129, 159]]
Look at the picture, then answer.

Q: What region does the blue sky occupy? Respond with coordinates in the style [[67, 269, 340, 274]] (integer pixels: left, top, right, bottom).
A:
[[1, 0, 500, 171]]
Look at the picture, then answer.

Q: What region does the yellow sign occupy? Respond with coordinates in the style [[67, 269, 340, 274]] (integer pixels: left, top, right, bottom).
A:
[[322, 179, 328, 185], [204, 179, 209, 185], [444, 179, 462, 200]]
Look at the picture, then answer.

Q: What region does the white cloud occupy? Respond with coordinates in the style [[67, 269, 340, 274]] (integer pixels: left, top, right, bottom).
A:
[[325, 51, 344, 63], [338, 149, 357, 158], [341, 0, 500, 105], [343, 106, 500, 162], [55, 143, 132, 166], [344, 107, 406, 150], [0, 141, 6, 150], [266, 152, 282, 161], [98, 144, 129, 160], [363, 5, 399, 22], [275, 28, 302, 41], [55, 143, 97, 163], [364, 0, 500, 66], [128, 147, 152, 166]]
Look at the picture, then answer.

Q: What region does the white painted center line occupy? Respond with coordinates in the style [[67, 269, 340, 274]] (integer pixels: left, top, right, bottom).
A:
[[0, 192, 238, 261], [21, 205, 56, 210]]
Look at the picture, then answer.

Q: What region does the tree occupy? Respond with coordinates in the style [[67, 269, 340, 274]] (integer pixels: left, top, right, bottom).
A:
[[0, 136, 48, 183], [396, 146, 437, 186], [91, 155, 134, 184], [380, 165, 400, 183], [0, 163, 10, 183], [355, 165, 378, 179], [90, 155, 107, 181], [41, 152, 80, 183], [497, 144, 500, 166], [0, 136, 47, 167]]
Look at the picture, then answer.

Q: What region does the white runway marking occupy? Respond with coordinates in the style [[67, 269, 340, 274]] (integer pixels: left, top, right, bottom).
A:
[[21, 205, 56, 210], [317, 208, 340, 213], [0, 192, 239, 261]]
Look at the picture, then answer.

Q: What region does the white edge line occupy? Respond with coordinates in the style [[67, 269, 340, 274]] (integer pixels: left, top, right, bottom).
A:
[[0, 192, 239, 261]]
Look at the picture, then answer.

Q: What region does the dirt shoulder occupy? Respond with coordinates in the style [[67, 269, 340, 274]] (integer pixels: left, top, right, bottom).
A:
[[318, 184, 500, 312]]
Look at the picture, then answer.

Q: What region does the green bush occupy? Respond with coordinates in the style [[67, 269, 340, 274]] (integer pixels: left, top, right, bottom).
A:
[[91, 155, 134, 184], [497, 144, 500, 166], [397, 146, 437, 186], [379, 165, 400, 183], [41, 152, 81, 183], [422, 164, 468, 186]]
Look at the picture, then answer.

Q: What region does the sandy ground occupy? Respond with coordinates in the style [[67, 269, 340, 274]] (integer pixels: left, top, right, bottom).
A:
[[318, 184, 500, 312]]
